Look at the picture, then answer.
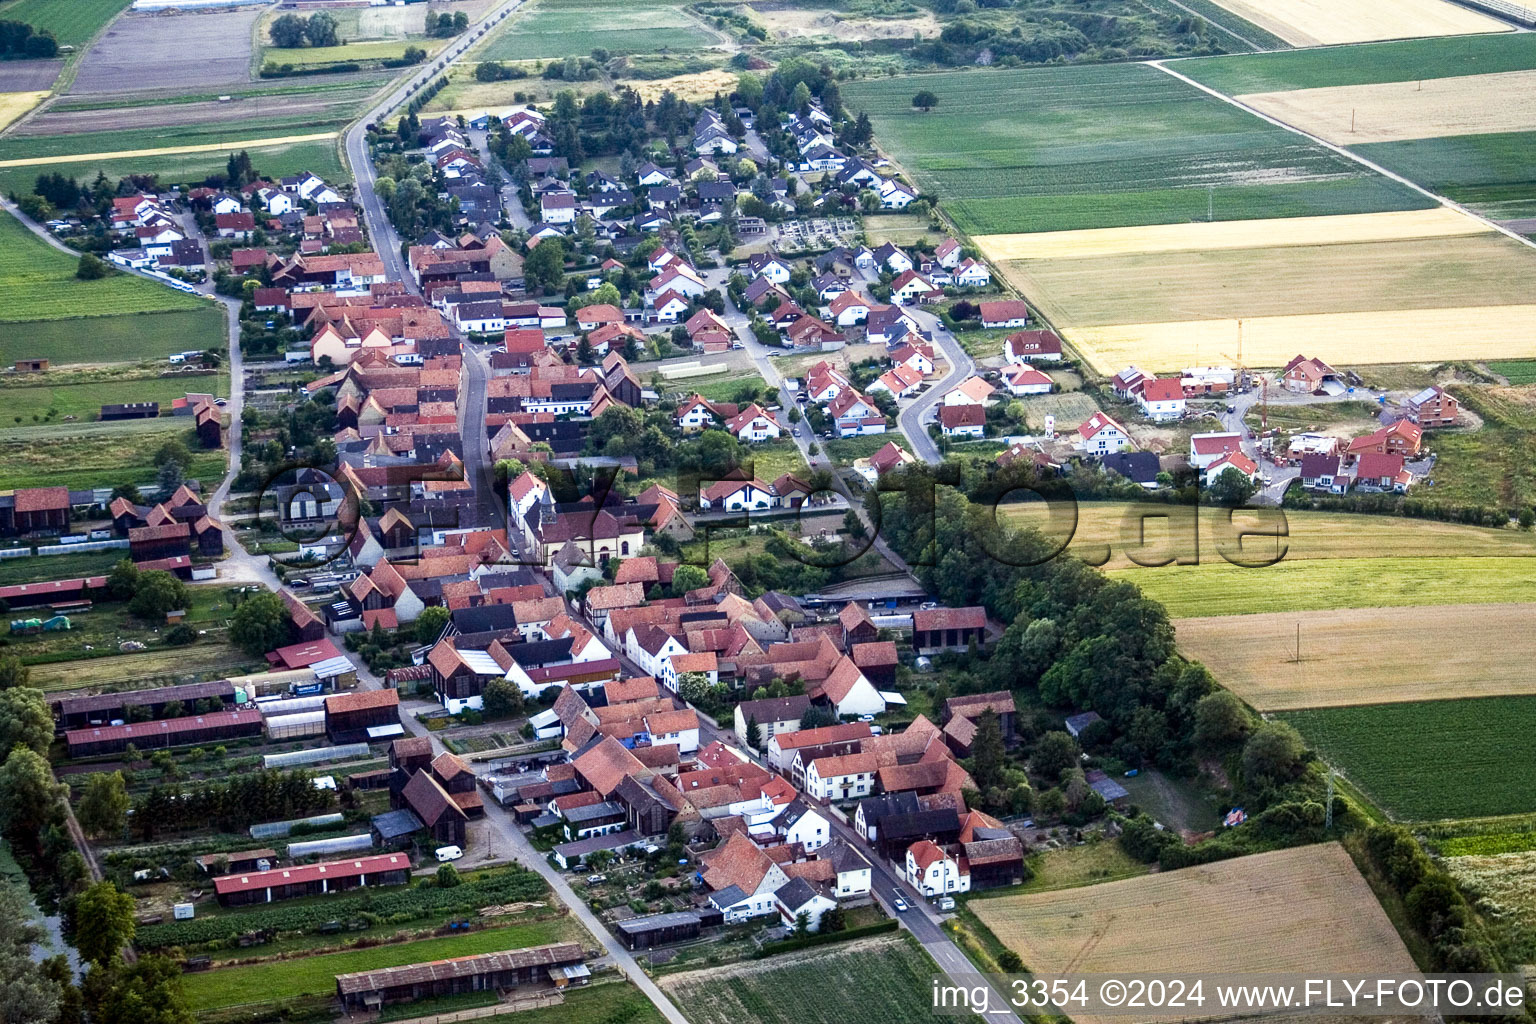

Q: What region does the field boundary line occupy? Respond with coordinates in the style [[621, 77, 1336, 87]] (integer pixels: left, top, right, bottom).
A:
[[0, 131, 340, 168], [1146, 58, 1536, 253]]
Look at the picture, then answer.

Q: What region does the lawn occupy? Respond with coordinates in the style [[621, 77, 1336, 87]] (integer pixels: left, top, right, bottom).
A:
[[0, 417, 225, 490], [1281, 697, 1536, 820], [480, 982, 665, 1024], [0, 369, 227, 425], [480, 0, 715, 61], [1174, 32, 1536, 95], [0, 137, 346, 196], [0, 308, 227, 367], [1012, 840, 1149, 894], [823, 432, 909, 464], [970, 844, 1417, 988], [690, 372, 770, 403], [659, 934, 936, 1024], [843, 64, 1429, 237], [0, 0, 130, 46], [743, 438, 808, 482], [261, 39, 445, 68], [182, 918, 578, 1010], [0, 209, 209, 324]]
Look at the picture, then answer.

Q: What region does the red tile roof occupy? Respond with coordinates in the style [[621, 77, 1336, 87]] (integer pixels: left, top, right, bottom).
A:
[[214, 853, 409, 896]]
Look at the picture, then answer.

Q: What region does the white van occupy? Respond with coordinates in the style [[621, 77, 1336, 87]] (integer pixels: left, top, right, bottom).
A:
[[435, 845, 464, 862]]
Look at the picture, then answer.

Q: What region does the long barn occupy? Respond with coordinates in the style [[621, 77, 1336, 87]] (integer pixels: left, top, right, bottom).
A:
[[334, 943, 588, 1013]]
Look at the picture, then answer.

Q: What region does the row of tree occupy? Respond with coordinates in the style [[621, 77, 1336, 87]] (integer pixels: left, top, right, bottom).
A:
[[0, 19, 57, 58]]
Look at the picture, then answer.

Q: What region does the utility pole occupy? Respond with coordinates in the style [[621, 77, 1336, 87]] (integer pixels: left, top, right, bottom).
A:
[[1207, 184, 1214, 222], [1294, 621, 1301, 663], [1350, 108, 1356, 133]]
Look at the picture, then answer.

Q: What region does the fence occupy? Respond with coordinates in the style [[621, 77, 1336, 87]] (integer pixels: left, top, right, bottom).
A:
[[1460, 0, 1536, 23]]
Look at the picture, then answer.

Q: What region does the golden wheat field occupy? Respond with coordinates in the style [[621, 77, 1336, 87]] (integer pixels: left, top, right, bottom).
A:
[[972, 208, 1487, 262], [1240, 70, 1536, 146], [1206, 0, 1507, 47], [971, 844, 1418, 994], [1062, 303, 1536, 374], [1174, 603, 1536, 710], [0, 91, 49, 134]]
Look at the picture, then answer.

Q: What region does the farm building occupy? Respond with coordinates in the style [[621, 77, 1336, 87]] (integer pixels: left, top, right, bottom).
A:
[[0, 487, 71, 537], [334, 943, 588, 1014], [371, 809, 425, 849], [66, 708, 263, 758], [100, 402, 160, 421], [324, 688, 401, 742], [911, 607, 987, 654], [615, 909, 725, 950], [0, 575, 108, 612], [54, 680, 238, 731], [213, 852, 411, 908], [196, 849, 276, 876], [396, 769, 468, 848]]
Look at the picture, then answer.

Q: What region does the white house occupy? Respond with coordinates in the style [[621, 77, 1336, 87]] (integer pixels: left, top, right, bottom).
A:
[[828, 840, 873, 898], [774, 878, 836, 931], [954, 258, 991, 287], [627, 624, 689, 680], [878, 178, 917, 209], [699, 478, 776, 512], [1003, 364, 1053, 396], [1078, 412, 1132, 454], [210, 194, 244, 216], [1136, 378, 1187, 421], [934, 238, 963, 269], [1205, 451, 1258, 486], [748, 254, 792, 285], [770, 800, 831, 852], [828, 291, 872, 327], [703, 833, 790, 922], [890, 270, 940, 305], [906, 840, 971, 897], [804, 752, 878, 803], [942, 376, 996, 407], [814, 657, 887, 719], [540, 193, 578, 225], [725, 404, 782, 443], [828, 390, 886, 437], [675, 395, 724, 433], [1189, 432, 1244, 470], [643, 707, 701, 754]]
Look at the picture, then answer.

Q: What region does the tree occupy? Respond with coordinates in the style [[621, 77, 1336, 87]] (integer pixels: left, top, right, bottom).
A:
[[996, 949, 1024, 972], [912, 90, 939, 112], [969, 710, 1007, 792], [0, 688, 53, 760], [670, 563, 708, 596], [73, 882, 135, 965], [85, 955, 195, 1024], [820, 905, 846, 932], [792, 910, 811, 937], [0, 748, 66, 843], [1028, 730, 1078, 785], [745, 714, 761, 750], [1192, 690, 1252, 754], [229, 591, 289, 656], [106, 559, 139, 601], [415, 605, 450, 645], [0, 655, 29, 692], [153, 437, 192, 472], [303, 11, 338, 47], [842, 509, 867, 541], [800, 705, 837, 730], [436, 864, 462, 888], [483, 678, 524, 719], [0, 885, 61, 1024], [268, 12, 307, 47], [1204, 470, 1257, 507], [156, 458, 183, 494], [677, 672, 711, 705], [128, 571, 188, 621], [524, 237, 566, 292], [75, 253, 110, 280], [1242, 721, 1305, 785]]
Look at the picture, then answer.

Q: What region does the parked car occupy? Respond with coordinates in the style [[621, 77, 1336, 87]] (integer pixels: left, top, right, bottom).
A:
[[435, 845, 464, 862], [586, 874, 607, 884], [938, 896, 956, 911], [893, 896, 909, 912]]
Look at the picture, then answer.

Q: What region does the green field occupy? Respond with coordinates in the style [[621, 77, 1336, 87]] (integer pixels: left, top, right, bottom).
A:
[[0, 116, 351, 163], [0, 370, 227, 425], [0, 210, 209, 323], [182, 919, 577, 1011], [1490, 361, 1536, 385], [0, 0, 130, 46], [843, 64, 1429, 236], [0, 308, 227, 367], [482, 982, 666, 1024], [1281, 696, 1536, 820], [1351, 132, 1536, 218], [481, 0, 715, 61], [0, 417, 224, 491], [262, 39, 440, 68], [0, 549, 124, 587], [659, 934, 934, 1024], [1121, 555, 1536, 618], [1175, 32, 1536, 95], [0, 138, 346, 197]]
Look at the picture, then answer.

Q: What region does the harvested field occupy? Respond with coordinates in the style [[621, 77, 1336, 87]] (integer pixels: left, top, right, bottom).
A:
[[627, 69, 739, 104], [971, 844, 1417, 996], [15, 91, 372, 136], [1240, 70, 1536, 147], [974, 207, 1486, 262], [1064, 303, 1536, 375], [0, 131, 339, 169], [69, 7, 261, 95], [1281, 697, 1536, 819], [1000, 233, 1536, 331], [0, 91, 48, 133], [1176, 33, 1536, 95], [1175, 603, 1536, 711], [1204, 0, 1506, 47], [843, 64, 1428, 237], [0, 60, 61, 93], [659, 935, 935, 1024]]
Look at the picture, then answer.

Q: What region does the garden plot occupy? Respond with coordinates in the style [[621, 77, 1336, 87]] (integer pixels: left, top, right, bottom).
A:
[[69, 6, 261, 95], [1175, 603, 1536, 711], [971, 843, 1418, 1012], [1204, 0, 1507, 47], [1240, 70, 1536, 146]]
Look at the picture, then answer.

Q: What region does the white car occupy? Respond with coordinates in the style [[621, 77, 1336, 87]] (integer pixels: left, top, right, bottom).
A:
[[435, 845, 464, 862], [893, 896, 909, 913]]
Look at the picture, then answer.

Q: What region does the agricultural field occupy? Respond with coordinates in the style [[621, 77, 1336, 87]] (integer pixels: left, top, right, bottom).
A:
[[0, 368, 227, 425], [68, 6, 261, 96], [1353, 132, 1536, 221], [481, 983, 665, 1024], [1446, 852, 1536, 962], [0, 90, 49, 133], [970, 844, 1417, 988], [1202, 0, 1507, 47], [1015, 391, 1099, 432], [660, 934, 936, 1024], [182, 918, 579, 1011], [0, 115, 350, 163], [1489, 361, 1536, 386], [0, 0, 131, 47], [1239, 70, 1536, 147], [0, 416, 225, 491], [480, 0, 718, 61], [1281, 697, 1536, 820], [843, 63, 1430, 237], [0, 307, 228, 367], [0, 549, 123, 589], [1175, 32, 1536, 95], [0, 137, 345, 198], [1178, 604, 1536, 712]]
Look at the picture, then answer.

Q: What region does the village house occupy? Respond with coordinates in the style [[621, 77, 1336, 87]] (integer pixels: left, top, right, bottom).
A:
[[1077, 412, 1132, 455], [1404, 385, 1459, 428]]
